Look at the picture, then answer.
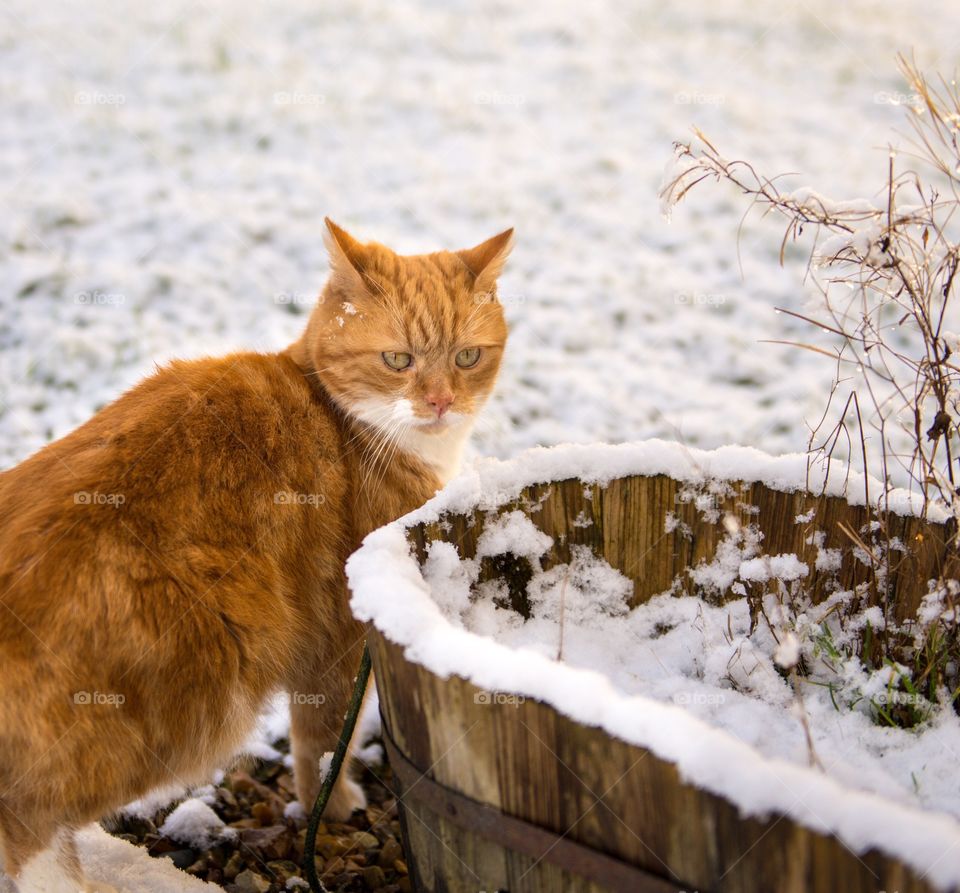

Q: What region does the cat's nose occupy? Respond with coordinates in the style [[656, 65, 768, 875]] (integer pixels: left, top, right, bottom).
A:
[[425, 391, 455, 418]]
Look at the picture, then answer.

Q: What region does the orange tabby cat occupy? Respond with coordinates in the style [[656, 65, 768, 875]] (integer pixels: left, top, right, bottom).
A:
[[0, 220, 512, 891]]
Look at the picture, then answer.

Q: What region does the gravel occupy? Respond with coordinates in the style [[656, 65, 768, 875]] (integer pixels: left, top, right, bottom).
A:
[[106, 738, 410, 893]]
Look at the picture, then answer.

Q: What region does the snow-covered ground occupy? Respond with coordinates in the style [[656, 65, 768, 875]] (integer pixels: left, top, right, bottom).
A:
[[3, 0, 959, 471], [3, 1, 959, 889], [19, 826, 215, 892]]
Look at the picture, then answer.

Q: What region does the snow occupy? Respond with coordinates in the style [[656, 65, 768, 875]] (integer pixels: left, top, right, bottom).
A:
[[738, 553, 808, 583], [527, 545, 632, 624], [773, 631, 802, 670], [411, 438, 947, 523], [780, 186, 878, 217], [317, 751, 335, 784], [2, 0, 959, 486], [158, 798, 235, 850], [348, 440, 960, 890], [19, 825, 216, 892], [476, 510, 554, 563], [121, 785, 194, 822], [283, 800, 307, 822]]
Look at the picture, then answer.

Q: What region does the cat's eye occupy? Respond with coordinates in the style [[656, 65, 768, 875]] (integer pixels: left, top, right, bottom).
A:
[[382, 351, 413, 371], [455, 347, 481, 369]]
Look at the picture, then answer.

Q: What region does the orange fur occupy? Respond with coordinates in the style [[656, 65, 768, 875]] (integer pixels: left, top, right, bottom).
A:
[[0, 221, 512, 889]]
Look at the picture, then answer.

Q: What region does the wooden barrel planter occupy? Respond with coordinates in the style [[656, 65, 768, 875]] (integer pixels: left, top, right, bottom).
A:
[[347, 441, 960, 893]]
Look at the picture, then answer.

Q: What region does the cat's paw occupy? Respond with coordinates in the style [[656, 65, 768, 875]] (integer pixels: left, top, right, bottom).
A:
[[320, 774, 367, 822]]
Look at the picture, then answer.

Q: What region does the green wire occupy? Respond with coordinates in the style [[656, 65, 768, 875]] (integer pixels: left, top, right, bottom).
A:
[[304, 643, 372, 893]]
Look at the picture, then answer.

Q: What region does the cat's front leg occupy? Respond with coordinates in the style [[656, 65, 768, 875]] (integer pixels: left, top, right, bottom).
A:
[[289, 657, 368, 822]]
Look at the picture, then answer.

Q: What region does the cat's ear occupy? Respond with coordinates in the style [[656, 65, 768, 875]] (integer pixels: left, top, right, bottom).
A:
[[457, 228, 514, 295], [324, 218, 370, 292]]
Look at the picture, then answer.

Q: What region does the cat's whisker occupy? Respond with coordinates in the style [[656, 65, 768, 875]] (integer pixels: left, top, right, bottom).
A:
[[368, 421, 407, 503], [365, 417, 405, 485], [360, 431, 390, 479], [360, 428, 395, 499], [343, 407, 396, 451], [371, 415, 408, 481]]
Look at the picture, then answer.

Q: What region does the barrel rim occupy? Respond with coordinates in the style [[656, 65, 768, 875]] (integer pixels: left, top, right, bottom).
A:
[[385, 439, 948, 532], [347, 440, 960, 889]]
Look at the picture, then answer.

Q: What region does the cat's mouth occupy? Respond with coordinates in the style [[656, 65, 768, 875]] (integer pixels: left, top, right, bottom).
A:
[[411, 412, 469, 433]]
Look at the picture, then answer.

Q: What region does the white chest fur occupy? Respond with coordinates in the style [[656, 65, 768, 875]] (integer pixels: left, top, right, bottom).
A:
[[395, 417, 473, 485]]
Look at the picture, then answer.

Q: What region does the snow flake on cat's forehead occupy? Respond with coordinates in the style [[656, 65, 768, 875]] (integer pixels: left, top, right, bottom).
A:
[[342, 302, 359, 316]]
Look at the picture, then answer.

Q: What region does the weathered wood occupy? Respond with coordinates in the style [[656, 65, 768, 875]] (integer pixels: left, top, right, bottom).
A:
[[387, 474, 958, 893], [408, 474, 958, 612], [384, 731, 681, 893]]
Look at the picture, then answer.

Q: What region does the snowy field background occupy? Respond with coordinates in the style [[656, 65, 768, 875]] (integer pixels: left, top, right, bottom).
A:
[[2, 0, 959, 473], [2, 1, 959, 889]]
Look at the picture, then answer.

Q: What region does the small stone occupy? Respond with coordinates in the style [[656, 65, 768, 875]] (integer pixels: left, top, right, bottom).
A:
[[275, 771, 296, 799], [239, 824, 288, 860], [228, 771, 283, 809], [314, 834, 348, 859], [378, 838, 402, 867], [397, 877, 412, 893], [113, 815, 157, 839], [265, 860, 301, 884], [365, 806, 387, 827], [350, 830, 379, 851], [253, 760, 282, 784], [147, 837, 177, 855], [251, 801, 276, 825], [322, 856, 345, 878], [186, 855, 209, 875], [394, 859, 408, 875], [233, 869, 271, 893], [368, 826, 388, 845], [223, 851, 246, 881], [362, 865, 387, 889], [161, 849, 196, 870]]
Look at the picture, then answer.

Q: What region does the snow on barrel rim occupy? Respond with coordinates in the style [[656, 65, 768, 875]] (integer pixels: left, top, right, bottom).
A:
[[346, 440, 960, 890], [400, 438, 947, 526]]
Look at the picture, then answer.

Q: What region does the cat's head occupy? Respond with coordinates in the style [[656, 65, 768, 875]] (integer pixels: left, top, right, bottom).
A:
[[296, 219, 513, 437]]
